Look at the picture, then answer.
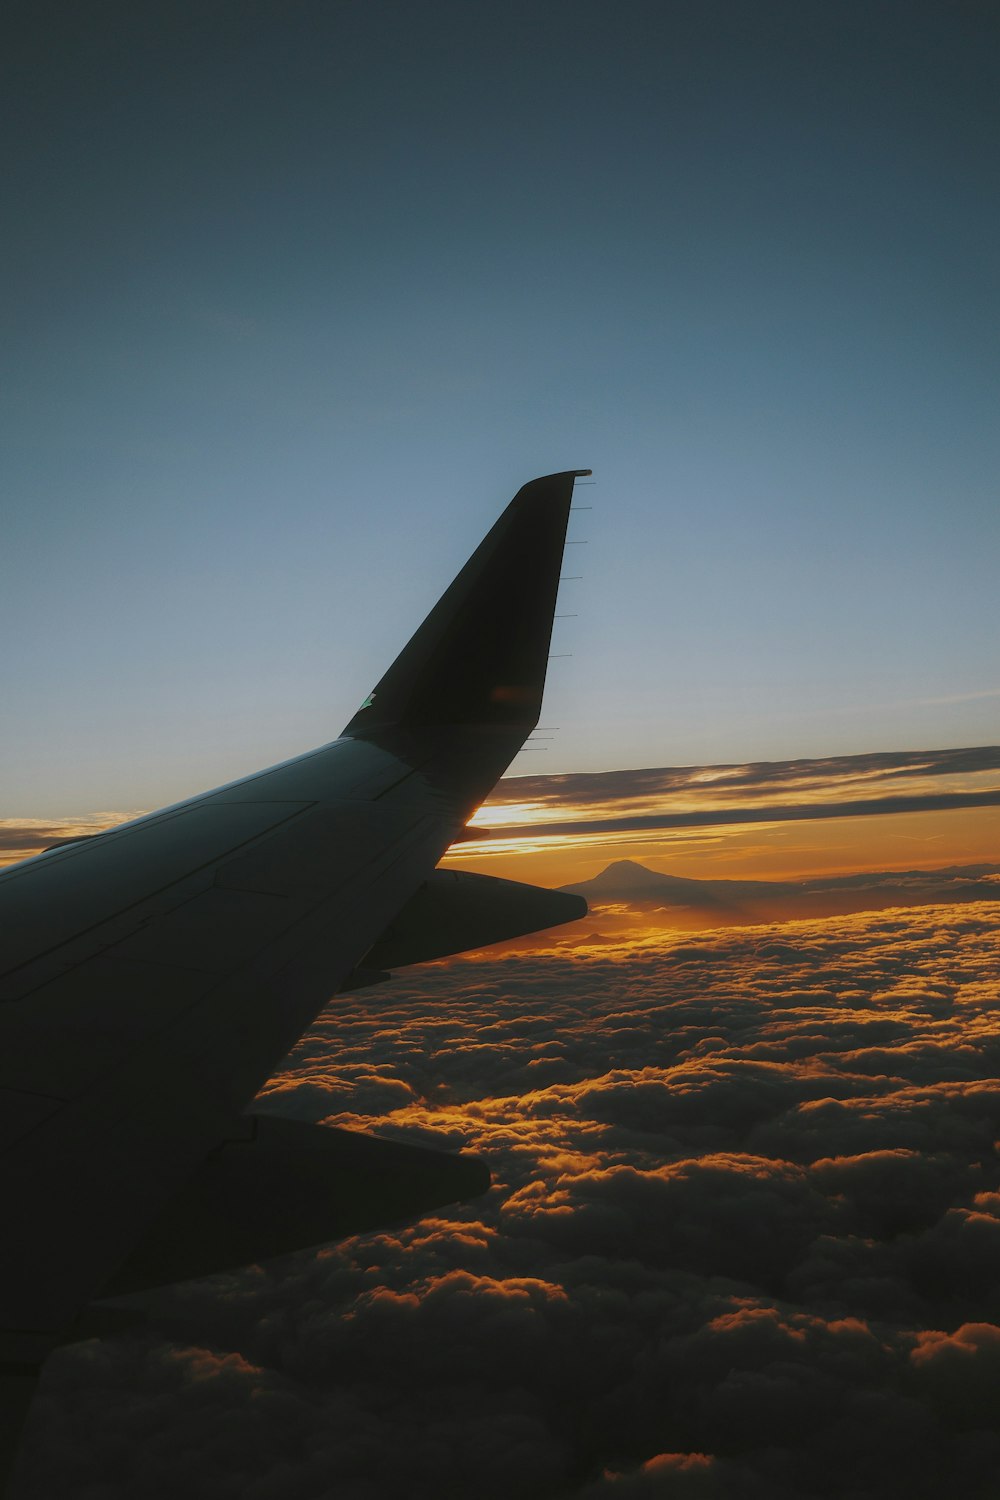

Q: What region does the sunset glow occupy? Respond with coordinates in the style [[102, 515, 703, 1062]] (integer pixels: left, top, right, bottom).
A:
[[436, 747, 1000, 889], [5, 2, 997, 1494], [6, 748, 998, 892]]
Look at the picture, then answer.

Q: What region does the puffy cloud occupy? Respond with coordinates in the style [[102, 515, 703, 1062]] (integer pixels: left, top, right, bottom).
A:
[[808, 1149, 977, 1236], [578, 1450, 744, 1498], [909, 1323, 1000, 1425], [14, 900, 1000, 1498], [504, 1155, 830, 1287]]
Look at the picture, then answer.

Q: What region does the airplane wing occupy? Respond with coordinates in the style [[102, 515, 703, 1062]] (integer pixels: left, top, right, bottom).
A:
[[0, 471, 589, 1473]]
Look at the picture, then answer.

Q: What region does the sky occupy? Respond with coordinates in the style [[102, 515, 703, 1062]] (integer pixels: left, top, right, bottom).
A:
[[3, 0, 998, 824]]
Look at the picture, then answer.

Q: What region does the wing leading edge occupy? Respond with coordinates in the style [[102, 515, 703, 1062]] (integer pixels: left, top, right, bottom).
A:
[[0, 472, 589, 1477]]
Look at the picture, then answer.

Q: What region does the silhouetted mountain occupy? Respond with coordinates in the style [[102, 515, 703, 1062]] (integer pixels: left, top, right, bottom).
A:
[[563, 858, 793, 900], [559, 859, 1000, 930]]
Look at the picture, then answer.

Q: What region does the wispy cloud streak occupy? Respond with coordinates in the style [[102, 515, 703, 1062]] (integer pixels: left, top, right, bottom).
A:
[[461, 746, 1000, 847], [460, 788, 1000, 845], [6, 747, 998, 870]]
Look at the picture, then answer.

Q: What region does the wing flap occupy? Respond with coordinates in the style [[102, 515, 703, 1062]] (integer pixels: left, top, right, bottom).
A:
[[103, 1116, 490, 1294], [363, 867, 587, 970]]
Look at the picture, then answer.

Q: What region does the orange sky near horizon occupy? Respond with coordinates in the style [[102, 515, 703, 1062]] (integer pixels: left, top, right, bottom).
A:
[[3, 803, 998, 888], [2, 748, 997, 889], [443, 804, 1000, 888]]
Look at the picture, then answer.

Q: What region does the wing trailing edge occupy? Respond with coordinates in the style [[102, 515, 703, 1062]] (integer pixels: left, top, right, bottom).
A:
[[360, 867, 587, 972], [102, 1117, 490, 1294]]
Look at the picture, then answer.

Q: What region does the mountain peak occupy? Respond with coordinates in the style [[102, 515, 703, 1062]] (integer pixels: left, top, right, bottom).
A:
[[566, 859, 673, 893]]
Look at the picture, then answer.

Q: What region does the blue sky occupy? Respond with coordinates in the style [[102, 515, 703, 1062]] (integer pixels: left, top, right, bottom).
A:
[[3, 0, 997, 816]]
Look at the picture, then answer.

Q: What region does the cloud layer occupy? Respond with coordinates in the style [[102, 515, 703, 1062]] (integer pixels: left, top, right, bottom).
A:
[[15, 900, 1000, 1497], [6, 745, 998, 870], [463, 745, 1000, 848]]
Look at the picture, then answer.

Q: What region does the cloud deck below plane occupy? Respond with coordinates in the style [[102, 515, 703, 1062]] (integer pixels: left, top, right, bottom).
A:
[[22, 899, 1000, 1498]]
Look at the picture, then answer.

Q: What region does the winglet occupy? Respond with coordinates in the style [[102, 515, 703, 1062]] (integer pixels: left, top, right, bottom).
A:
[[343, 471, 589, 736]]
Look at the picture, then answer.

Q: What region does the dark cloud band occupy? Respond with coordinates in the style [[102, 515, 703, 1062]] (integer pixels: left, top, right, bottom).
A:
[[492, 744, 1000, 806], [461, 786, 1000, 843]]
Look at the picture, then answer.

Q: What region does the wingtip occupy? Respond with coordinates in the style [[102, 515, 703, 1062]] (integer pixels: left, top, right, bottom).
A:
[[509, 470, 591, 507], [342, 472, 582, 742], [521, 468, 591, 483]]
